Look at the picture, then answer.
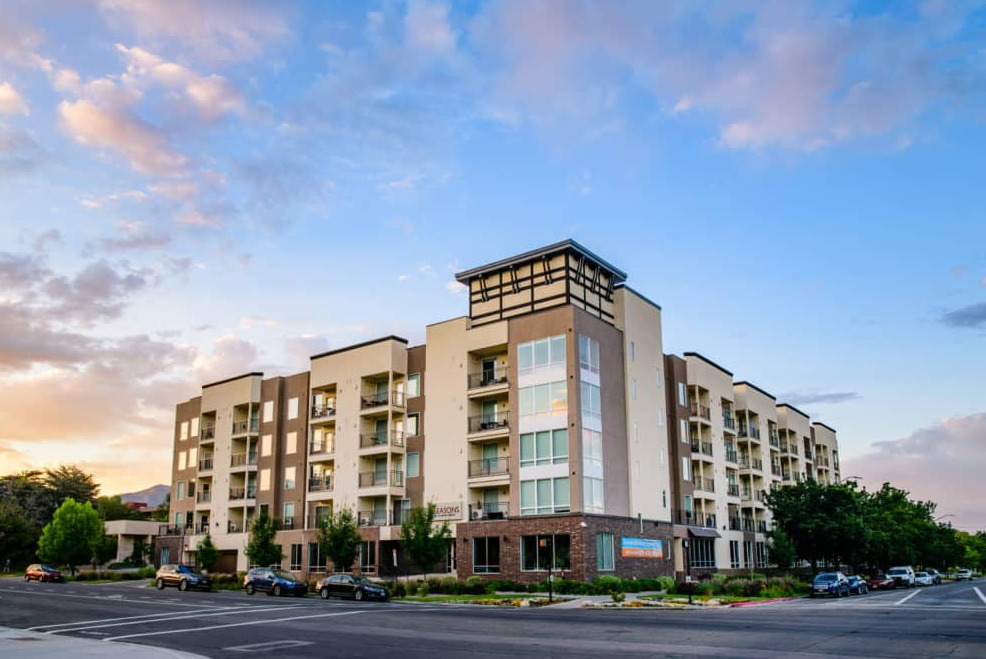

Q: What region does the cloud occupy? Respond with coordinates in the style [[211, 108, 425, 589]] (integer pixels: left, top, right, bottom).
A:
[[90, 220, 172, 252], [951, 265, 969, 277], [0, 251, 51, 289], [418, 264, 435, 276], [445, 280, 467, 294], [42, 260, 149, 324], [239, 316, 282, 330], [192, 334, 260, 384], [404, 0, 457, 55], [0, 81, 29, 115], [98, 0, 292, 63], [841, 413, 986, 531], [0, 124, 48, 174], [781, 391, 860, 406], [941, 302, 986, 328], [283, 335, 330, 370]]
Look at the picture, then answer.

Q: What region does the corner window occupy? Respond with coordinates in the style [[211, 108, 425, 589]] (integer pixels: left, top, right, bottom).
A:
[[520, 477, 569, 515], [597, 533, 615, 571], [578, 334, 600, 373], [407, 413, 419, 437], [518, 335, 566, 375]]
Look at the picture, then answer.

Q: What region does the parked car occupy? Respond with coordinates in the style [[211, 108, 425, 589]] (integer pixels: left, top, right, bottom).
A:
[[955, 569, 973, 581], [23, 564, 63, 583], [925, 569, 942, 585], [867, 574, 896, 590], [846, 575, 868, 595], [243, 568, 309, 597], [888, 566, 915, 588], [914, 571, 934, 587], [155, 564, 213, 592], [316, 574, 388, 602], [810, 572, 850, 598]]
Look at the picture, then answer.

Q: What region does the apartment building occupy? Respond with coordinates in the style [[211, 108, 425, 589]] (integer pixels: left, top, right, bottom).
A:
[[160, 240, 841, 580]]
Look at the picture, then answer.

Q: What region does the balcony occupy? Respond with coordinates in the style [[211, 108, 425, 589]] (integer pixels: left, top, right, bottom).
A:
[[729, 517, 741, 531], [360, 431, 405, 450], [691, 441, 714, 458], [780, 443, 799, 456], [468, 416, 509, 435], [200, 425, 216, 441], [198, 457, 214, 471], [309, 440, 334, 456], [700, 514, 717, 528], [196, 491, 212, 504], [695, 478, 715, 493], [740, 457, 763, 472], [359, 471, 404, 488], [467, 366, 509, 390], [311, 405, 336, 422], [771, 464, 781, 477], [360, 390, 405, 411], [758, 521, 769, 533], [308, 477, 333, 493], [468, 457, 509, 479], [358, 511, 388, 526], [229, 486, 256, 500], [281, 517, 295, 530], [197, 523, 210, 534], [727, 484, 740, 497], [781, 470, 792, 482], [803, 449, 814, 462], [227, 522, 243, 533], [725, 448, 738, 464], [723, 414, 736, 431], [232, 419, 259, 435], [742, 518, 756, 532], [689, 403, 711, 421], [469, 501, 509, 520], [738, 425, 761, 440], [768, 431, 779, 448], [230, 452, 258, 468]]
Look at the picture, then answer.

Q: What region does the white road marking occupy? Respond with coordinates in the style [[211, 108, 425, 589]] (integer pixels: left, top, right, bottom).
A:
[[974, 587, 986, 605], [893, 590, 921, 606], [224, 640, 314, 652], [50, 604, 305, 634], [27, 605, 252, 631], [104, 609, 370, 641], [0, 586, 227, 609]]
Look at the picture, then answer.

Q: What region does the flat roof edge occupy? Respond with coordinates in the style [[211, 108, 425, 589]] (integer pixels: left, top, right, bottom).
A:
[[202, 372, 263, 389], [683, 351, 734, 377], [310, 335, 408, 360], [454, 239, 628, 284]]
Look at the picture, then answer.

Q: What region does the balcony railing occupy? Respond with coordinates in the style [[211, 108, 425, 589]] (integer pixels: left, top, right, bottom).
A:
[[358, 471, 404, 488], [771, 464, 782, 476], [738, 425, 761, 440], [758, 521, 769, 533], [230, 452, 258, 467], [358, 511, 388, 526], [229, 487, 256, 500], [469, 501, 509, 520], [742, 518, 756, 532], [196, 491, 211, 503], [361, 390, 405, 410], [701, 514, 717, 528], [232, 419, 259, 435], [725, 448, 737, 463], [729, 517, 742, 531], [197, 523, 210, 534], [200, 425, 216, 440], [727, 484, 740, 497], [468, 458, 509, 478], [803, 449, 814, 461], [689, 403, 711, 420], [198, 457, 214, 471], [281, 517, 295, 530], [468, 416, 509, 434], [308, 477, 333, 493], [468, 366, 509, 389], [740, 457, 763, 471], [781, 470, 792, 481], [228, 522, 243, 533], [723, 414, 736, 431], [311, 405, 336, 420], [768, 431, 779, 448], [696, 478, 715, 492], [309, 440, 334, 455], [360, 431, 405, 449]]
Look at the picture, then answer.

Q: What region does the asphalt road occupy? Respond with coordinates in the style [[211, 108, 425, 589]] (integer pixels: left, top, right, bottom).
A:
[[1, 578, 985, 658]]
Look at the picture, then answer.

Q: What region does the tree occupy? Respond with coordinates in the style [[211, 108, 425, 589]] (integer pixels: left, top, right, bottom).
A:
[[196, 533, 219, 572], [0, 502, 37, 569], [246, 513, 283, 568], [130, 538, 149, 566], [399, 502, 452, 576], [767, 527, 796, 570], [43, 466, 99, 507], [95, 496, 141, 521], [36, 498, 104, 576], [316, 508, 362, 573], [92, 535, 118, 570], [150, 492, 170, 523]]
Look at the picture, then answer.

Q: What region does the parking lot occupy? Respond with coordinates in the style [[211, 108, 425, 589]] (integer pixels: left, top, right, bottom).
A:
[[1, 578, 985, 657]]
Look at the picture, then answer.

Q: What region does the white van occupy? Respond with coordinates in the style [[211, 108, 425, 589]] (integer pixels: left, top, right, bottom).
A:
[[888, 566, 915, 588]]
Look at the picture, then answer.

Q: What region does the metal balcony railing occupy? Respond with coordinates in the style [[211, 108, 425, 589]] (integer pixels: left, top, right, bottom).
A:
[[727, 484, 740, 497], [468, 366, 509, 389], [738, 425, 761, 440], [771, 464, 782, 476], [729, 517, 741, 531], [696, 478, 715, 492], [198, 457, 213, 471], [723, 414, 736, 430], [468, 458, 509, 478], [228, 487, 256, 500], [768, 431, 779, 448], [359, 431, 405, 449], [358, 511, 388, 526], [358, 471, 404, 488], [281, 517, 295, 530], [309, 440, 334, 455], [230, 452, 258, 467], [702, 514, 717, 528], [725, 448, 738, 463], [228, 522, 243, 533], [232, 419, 259, 435], [311, 404, 336, 420], [308, 477, 333, 493], [200, 425, 216, 440], [198, 523, 210, 534], [469, 501, 509, 520], [689, 403, 711, 420], [361, 390, 405, 409], [196, 491, 211, 503], [468, 416, 509, 433]]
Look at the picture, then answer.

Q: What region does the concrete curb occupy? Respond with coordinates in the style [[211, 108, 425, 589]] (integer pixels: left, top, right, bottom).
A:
[[0, 627, 206, 658]]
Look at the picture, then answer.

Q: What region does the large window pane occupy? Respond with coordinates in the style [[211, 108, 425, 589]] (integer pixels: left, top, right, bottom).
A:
[[520, 480, 536, 514], [535, 431, 550, 465], [534, 384, 549, 414], [534, 339, 549, 368], [536, 479, 552, 513], [521, 535, 539, 571], [552, 429, 568, 463], [550, 336, 565, 366], [579, 335, 589, 369], [519, 344, 533, 373], [554, 535, 571, 570], [597, 533, 614, 571], [519, 387, 534, 416], [553, 477, 570, 512], [520, 433, 534, 465], [550, 381, 567, 415]]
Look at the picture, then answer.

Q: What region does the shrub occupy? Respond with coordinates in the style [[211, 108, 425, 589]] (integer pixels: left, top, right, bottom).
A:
[[405, 582, 417, 596], [465, 576, 491, 594], [655, 576, 676, 593], [594, 575, 622, 592], [418, 582, 430, 596], [391, 582, 406, 598], [610, 590, 626, 603]]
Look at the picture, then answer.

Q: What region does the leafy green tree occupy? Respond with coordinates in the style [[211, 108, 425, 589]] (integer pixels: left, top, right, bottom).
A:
[[150, 493, 170, 522], [399, 502, 452, 576], [130, 538, 149, 565], [0, 502, 38, 568], [246, 513, 283, 568], [43, 466, 100, 507], [196, 533, 219, 572], [767, 527, 796, 570], [37, 498, 104, 576], [92, 535, 118, 570], [95, 496, 141, 521], [316, 508, 362, 573]]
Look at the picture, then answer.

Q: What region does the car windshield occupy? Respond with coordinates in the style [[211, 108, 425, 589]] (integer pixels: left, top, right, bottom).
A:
[[272, 570, 296, 581], [889, 569, 907, 575], [916, 572, 928, 577], [814, 573, 838, 583], [352, 577, 373, 585], [178, 566, 194, 573]]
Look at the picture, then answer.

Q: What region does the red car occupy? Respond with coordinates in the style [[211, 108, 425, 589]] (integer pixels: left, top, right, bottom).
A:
[[867, 574, 895, 590], [24, 564, 64, 583]]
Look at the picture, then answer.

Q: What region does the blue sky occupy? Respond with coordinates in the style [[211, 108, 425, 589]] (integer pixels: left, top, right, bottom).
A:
[[0, 0, 984, 528]]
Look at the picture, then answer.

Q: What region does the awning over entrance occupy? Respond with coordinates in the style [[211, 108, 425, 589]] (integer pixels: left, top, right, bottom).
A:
[[687, 527, 721, 539]]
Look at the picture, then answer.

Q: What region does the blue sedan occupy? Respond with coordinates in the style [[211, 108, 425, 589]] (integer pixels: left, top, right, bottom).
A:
[[243, 568, 309, 597]]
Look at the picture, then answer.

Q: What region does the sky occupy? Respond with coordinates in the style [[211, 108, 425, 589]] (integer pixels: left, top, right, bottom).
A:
[[0, 0, 984, 529]]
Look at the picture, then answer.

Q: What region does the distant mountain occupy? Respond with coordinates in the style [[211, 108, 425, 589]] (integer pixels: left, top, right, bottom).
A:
[[118, 484, 170, 508]]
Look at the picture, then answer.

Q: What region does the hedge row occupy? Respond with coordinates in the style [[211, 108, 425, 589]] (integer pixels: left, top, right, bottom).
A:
[[73, 567, 156, 581]]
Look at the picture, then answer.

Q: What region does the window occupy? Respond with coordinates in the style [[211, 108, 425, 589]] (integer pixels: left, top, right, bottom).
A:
[[518, 335, 566, 375], [260, 468, 270, 491], [188, 447, 197, 467], [290, 543, 303, 571], [519, 429, 568, 466], [520, 534, 571, 571], [180, 421, 188, 441], [580, 382, 601, 421], [190, 417, 199, 438], [629, 340, 635, 362], [677, 382, 686, 406], [584, 477, 604, 513], [263, 401, 274, 423], [284, 467, 296, 490], [407, 374, 420, 398], [176, 481, 185, 501], [283, 502, 295, 526], [286, 431, 297, 455], [582, 429, 603, 469], [174, 512, 182, 527], [287, 397, 299, 420], [178, 451, 186, 470], [407, 452, 420, 478], [730, 540, 740, 569], [473, 537, 501, 574], [680, 419, 688, 443], [314, 505, 331, 526], [690, 538, 716, 568], [518, 382, 567, 418], [359, 541, 376, 572], [520, 477, 570, 515], [308, 543, 321, 571], [682, 457, 691, 481], [407, 413, 419, 436], [631, 378, 637, 399], [578, 335, 600, 373], [684, 494, 693, 517], [597, 533, 615, 571], [261, 434, 272, 457]]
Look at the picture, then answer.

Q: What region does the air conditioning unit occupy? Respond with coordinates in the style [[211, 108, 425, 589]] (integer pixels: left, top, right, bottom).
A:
[[359, 517, 371, 526], [471, 509, 485, 520]]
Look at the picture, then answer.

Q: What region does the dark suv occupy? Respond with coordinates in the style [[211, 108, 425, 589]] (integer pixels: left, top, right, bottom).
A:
[[155, 564, 213, 592], [243, 568, 309, 597], [24, 564, 63, 583], [317, 574, 388, 601]]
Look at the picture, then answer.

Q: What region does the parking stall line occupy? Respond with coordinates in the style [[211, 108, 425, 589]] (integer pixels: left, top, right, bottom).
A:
[[104, 609, 371, 641], [48, 603, 307, 635], [0, 585, 229, 609], [26, 604, 258, 632], [974, 587, 986, 605], [894, 590, 921, 606]]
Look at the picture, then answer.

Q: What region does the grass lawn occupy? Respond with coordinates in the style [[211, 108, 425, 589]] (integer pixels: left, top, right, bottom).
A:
[[396, 593, 532, 602], [0, 572, 25, 579], [639, 593, 798, 604]]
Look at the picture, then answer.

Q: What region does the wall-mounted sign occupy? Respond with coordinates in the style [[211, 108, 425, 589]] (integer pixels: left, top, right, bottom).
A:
[[433, 502, 463, 521], [621, 537, 663, 559]]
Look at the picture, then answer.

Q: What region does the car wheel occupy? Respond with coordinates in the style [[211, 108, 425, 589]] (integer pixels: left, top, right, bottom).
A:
[[861, 585, 868, 595], [246, 583, 255, 595], [354, 588, 364, 601], [156, 578, 165, 590], [273, 585, 282, 597], [178, 580, 188, 592], [320, 587, 330, 600]]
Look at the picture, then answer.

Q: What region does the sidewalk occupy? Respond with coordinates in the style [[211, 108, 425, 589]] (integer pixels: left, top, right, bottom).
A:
[[500, 590, 666, 609], [0, 627, 204, 658]]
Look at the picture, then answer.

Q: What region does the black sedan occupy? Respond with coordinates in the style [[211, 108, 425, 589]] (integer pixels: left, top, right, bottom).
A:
[[317, 574, 388, 601], [243, 568, 309, 597], [846, 575, 868, 595], [155, 564, 213, 591]]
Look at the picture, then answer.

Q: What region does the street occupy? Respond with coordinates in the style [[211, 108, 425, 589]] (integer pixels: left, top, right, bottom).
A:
[[1, 579, 985, 657]]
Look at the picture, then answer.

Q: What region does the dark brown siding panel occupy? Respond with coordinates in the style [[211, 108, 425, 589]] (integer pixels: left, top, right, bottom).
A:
[[406, 345, 426, 508]]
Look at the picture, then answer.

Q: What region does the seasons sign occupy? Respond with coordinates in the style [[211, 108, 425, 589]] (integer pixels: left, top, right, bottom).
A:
[[433, 502, 464, 521]]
